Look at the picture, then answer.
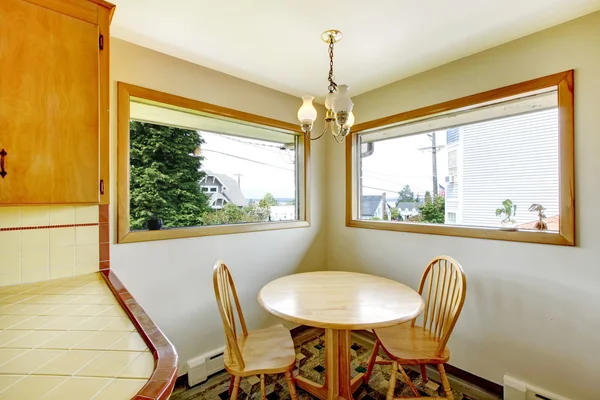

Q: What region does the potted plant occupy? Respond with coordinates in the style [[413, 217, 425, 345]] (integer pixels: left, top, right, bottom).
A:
[[495, 199, 517, 230], [528, 203, 548, 231], [146, 216, 163, 231]]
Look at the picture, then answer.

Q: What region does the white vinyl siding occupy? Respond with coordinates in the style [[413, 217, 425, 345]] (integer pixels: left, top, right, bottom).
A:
[[459, 108, 559, 228]]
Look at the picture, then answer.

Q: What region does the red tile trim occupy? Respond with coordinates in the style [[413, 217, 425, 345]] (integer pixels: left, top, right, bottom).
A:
[[99, 204, 109, 224], [99, 243, 110, 262], [101, 270, 178, 400], [99, 223, 110, 243], [0, 223, 99, 232]]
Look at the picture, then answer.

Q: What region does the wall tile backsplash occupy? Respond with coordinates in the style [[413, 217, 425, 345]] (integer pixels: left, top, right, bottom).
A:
[[0, 206, 100, 287]]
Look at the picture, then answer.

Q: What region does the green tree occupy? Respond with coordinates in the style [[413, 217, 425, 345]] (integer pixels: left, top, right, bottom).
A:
[[419, 194, 445, 224], [424, 191, 432, 204], [129, 121, 210, 230], [202, 203, 267, 225], [397, 184, 415, 203], [259, 193, 279, 208]]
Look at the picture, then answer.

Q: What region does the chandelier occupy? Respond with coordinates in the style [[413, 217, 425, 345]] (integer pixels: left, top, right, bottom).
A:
[[297, 30, 355, 143]]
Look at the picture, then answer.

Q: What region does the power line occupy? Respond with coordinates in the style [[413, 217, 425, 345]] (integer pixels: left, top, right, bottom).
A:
[[363, 185, 399, 193], [201, 149, 294, 172], [203, 131, 285, 151]]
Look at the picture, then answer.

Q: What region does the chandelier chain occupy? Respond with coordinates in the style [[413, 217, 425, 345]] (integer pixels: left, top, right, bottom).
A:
[[327, 36, 337, 93]]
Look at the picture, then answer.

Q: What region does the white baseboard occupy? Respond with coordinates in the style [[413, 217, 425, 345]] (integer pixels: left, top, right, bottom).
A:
[[504, 375, 570, 400], [187, 346, 226, 387]]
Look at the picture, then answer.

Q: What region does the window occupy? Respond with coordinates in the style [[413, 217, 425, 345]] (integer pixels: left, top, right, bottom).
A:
[[346, 71, 574, 246], [117, 83, 309, 243]]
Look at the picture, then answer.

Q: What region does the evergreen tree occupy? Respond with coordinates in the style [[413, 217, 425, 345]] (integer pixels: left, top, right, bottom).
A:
[[424, 191, 432, 204], [129, 121, 210, 230], [397, 184, 415, 203]]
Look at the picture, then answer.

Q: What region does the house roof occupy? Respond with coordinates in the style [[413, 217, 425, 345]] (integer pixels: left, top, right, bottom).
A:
[[203, 171, 247, 207], [516, 215, 559, 231], [396, 202, 421, 211], [361, 196, 382, 217]]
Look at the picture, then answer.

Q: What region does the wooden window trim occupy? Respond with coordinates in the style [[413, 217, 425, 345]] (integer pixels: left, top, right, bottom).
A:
[[345, 70, 575, 246], [117, 82, 310, 244]]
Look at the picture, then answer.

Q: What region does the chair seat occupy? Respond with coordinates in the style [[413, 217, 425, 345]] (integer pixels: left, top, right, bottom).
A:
[[374, 323, 450, 365], [224, 324, 296, 376]]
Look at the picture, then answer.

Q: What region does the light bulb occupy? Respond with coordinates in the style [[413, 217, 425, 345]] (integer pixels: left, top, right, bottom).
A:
[[297, 95, 317, 123], [325, 92, 335, 110], [346, 111, 355, 128], [332, 84, 354, 113]]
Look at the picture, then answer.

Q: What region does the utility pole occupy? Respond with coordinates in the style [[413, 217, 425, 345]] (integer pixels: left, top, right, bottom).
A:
[[418, 133, 445, 196], [234, 173, 243, 188]]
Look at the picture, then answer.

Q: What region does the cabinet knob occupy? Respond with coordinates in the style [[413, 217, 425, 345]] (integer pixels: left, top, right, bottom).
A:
[[0, 149, 6, 179]]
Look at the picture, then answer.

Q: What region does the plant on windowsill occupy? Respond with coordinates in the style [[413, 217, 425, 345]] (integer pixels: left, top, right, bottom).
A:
[[496, 199, 518, 231], [146, 216, 163, 231], [528, 203, 548, 231]]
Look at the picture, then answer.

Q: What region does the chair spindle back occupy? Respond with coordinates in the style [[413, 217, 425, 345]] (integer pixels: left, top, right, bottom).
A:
[[413, 256, 466, 355], [213, 260, 248, 369]]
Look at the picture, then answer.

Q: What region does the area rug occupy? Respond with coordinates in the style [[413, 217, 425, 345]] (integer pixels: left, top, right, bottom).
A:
[[171, 331, 472, 400]]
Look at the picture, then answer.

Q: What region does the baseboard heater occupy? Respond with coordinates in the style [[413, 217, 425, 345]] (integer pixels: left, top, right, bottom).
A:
[[187, 347, 226, 387]]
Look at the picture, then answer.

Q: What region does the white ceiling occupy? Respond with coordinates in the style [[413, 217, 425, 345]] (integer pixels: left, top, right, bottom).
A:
[[111, 0, 600, 99]]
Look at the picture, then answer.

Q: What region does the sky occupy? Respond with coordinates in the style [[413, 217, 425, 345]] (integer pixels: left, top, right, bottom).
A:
[[361, 131, 449, 199], [198, 130, 450, 201], [199, 131, 296, 200]]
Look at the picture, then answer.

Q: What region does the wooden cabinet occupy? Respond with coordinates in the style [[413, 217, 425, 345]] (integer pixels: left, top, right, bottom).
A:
[[0, 0, 114, 204]]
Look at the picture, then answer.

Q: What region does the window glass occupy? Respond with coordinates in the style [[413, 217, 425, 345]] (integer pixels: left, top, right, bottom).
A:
[[357, 89, 559, 232], [128, 98, 300, 231]]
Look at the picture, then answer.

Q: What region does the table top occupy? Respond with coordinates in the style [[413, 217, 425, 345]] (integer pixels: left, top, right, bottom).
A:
[[258, 271, 424, 330]]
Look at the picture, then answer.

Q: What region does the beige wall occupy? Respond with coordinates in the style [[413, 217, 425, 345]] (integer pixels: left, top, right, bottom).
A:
[[109, 39, 327, 374], [327, 11, 600, 399]]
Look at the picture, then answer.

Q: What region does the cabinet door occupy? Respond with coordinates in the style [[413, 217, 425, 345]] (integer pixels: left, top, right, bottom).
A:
[[0, 0, 99, 204]]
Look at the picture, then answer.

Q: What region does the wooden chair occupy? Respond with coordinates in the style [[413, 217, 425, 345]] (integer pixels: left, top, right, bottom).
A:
[[364, 256, 467, 400], [213, 260, 298, 400]]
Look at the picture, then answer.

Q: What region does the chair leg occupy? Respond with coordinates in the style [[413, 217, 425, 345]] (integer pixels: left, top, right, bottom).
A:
[[365, 339, 380, 384], [260, 374, 266, 400], [228, 375, 235, 395], [387, 361, 398, 400], [230, 375, 241, 400], [285, 370, 298, 400], [398, 365, 420, 397], [437, 364, 454, 400], [420, 364, 428, 383]]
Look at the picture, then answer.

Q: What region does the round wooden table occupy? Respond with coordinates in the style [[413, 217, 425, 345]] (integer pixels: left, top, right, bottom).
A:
[[258, 271, 424, 400]]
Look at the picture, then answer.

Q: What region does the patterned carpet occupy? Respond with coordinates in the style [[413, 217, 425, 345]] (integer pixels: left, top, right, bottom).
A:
[[171, 329, 472, 400]]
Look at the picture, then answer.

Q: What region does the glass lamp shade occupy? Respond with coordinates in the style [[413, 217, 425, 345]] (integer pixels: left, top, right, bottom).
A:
[[297, 95, 318, 122], [332, 84, 354, 113], [346, 111, 355, 127], [325, 92, 335, 110]]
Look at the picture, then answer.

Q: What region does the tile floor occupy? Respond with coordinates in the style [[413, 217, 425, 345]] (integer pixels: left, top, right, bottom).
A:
[[0, 273, 154, 399]]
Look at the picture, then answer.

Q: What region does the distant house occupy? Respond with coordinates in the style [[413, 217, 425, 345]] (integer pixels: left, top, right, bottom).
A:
[[270, 205, 296, 221], [395, 202, 421, 220], [361, 195, 388, 219], [200, 171, 246, 209], [361, 196, 421, 220], [443, 109, 559, 228]]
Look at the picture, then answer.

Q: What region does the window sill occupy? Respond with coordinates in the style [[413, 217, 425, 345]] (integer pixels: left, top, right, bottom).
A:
[[346, 219, 574, 246], [118, 220, 310, 244]]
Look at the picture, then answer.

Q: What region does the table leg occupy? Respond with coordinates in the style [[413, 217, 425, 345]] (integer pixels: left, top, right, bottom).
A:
[[295, 329, 364, 400]]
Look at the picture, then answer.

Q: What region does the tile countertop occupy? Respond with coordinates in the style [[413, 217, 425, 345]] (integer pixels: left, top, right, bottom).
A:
[[0, 272, 176, 400]]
